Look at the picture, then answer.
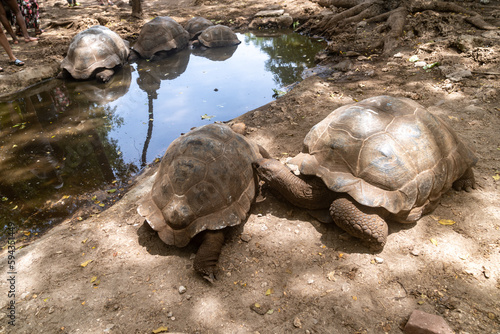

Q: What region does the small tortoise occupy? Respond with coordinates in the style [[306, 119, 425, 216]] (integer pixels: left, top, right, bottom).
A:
[[138, 123, 267, 281], [197, 25, 240, 48], [60, 25, 130, 82], [185, 16, 214, 40], [254, 96, 477, 249], [132, 16, 189, 60]]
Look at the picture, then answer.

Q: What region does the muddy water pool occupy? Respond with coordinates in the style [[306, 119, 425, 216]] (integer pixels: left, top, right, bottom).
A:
[[0, 31, 326, 239]]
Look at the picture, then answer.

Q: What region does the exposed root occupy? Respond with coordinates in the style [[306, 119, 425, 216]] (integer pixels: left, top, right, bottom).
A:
[[299, 0, 498, 56]]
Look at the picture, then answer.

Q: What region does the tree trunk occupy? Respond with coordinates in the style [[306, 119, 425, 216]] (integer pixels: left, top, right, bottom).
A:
[[131, 0, 143, 19]]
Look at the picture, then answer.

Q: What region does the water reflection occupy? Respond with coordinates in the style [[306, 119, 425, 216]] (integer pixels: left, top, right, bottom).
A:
[[0, 31, 325, 239], [191, 45, 238, 61]]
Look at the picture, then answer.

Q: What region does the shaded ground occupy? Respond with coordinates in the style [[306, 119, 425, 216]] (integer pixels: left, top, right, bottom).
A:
[[1, 0, 499, 333]]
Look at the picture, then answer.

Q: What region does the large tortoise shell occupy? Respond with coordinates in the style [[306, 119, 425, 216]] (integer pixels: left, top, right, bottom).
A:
[[198, 25, 240, 48], [60, 25, 129, 80], [133, 16, 189, 59], [138, 123, 261, 247], [185, 16, 214, 40], [293, 96, 478, 215]]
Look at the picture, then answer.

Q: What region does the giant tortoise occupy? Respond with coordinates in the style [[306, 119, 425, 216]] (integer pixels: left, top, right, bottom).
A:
[[60, 25, 130, 82], [138, 123, 268, 281], [132, 16, 189, 60], [254, 96, 477, 249]]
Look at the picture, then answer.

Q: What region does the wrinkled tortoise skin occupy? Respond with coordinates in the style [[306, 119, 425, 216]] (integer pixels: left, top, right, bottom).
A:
[[133, 16, 189, 59], [60, 25, 129, 80]]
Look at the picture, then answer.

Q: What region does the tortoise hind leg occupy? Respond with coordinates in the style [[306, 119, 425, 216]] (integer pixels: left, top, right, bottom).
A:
[[329, 198, 388, 251], [452, 168, 475, 192], [193, 230, 225, 283]]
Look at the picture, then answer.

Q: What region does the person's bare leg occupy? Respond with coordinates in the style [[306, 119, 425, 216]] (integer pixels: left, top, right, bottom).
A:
[[5, 0, 37, 42], [0, 3, 18, 43], [0, 28, 18, 62]]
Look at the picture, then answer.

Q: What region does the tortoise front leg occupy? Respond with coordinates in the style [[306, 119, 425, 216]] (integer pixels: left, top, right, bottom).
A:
[[193, 230, 225, 283], [329, 198, 388, 250], [96, 69, 115, 83]]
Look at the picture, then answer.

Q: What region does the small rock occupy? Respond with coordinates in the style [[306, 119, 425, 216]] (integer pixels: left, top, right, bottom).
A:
[[414, 61, 427, 67], [307, 279, 314, 284], [171, 316, 176, 321], [404, 309, 454, 334], [393, 52, 404, 58], [250, 302, 270, 315], [240, 233, 252, 242], [167, 311, 173, 317], [374, 257, 384, 264], [254, 9, 285, 17], [186, 295, 192, 300], [357, 21, 367, 28], [178, 286, 187, 294], [293, 317, 302, 328], [257, 213, 263, 217], [357, 55, 369, 61], [104, 324, 115, 332], [410, 249, 420, 256]]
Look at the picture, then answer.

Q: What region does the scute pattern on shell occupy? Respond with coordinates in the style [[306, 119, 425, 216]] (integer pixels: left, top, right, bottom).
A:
[[137, 123, 261, 247], [198, 25, 241, 48], [185, 16, 214, 40], [294, 96, 477, 215], [60, 25, 129, 79], [133, 16, 189, 59]]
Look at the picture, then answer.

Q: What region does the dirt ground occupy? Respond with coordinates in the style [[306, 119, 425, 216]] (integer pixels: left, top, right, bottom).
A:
[[1, 0, 499, 333]]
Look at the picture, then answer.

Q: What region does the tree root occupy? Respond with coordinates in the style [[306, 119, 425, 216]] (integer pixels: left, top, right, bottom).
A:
[[299, 0, 498, 56]]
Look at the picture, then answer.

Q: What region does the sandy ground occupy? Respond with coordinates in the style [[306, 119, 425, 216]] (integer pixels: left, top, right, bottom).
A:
[[0, 0, 499, 333]]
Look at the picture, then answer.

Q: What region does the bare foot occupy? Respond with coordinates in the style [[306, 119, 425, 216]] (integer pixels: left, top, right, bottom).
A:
[[24, 36, 38, 42]]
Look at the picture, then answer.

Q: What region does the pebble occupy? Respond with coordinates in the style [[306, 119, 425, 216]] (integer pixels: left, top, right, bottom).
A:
[[410, 249, 420, 256], [374, 257, 384, 264], [167, 311, 173, 317], [307, 279, 314, 284], [404, 309, 454, 334], [257, 213, 263, 217], [293, 317, 302, 328], [178, 286, 187, 294], [240, 233, 252, 242], [393, 52, 404, 58]]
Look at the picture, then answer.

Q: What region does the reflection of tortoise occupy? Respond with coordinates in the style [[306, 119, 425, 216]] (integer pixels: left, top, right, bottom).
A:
[[60, 25, 130, 82], [132, 16, 189, 60], [197, 25, 241, 48], [184, 16, 214, 40], [255, 96, 478, 249], [138, 123, 268, 282]]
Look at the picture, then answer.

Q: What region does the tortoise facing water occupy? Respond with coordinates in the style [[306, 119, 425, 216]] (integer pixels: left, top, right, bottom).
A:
[[137, 123, 267, 281], [197, 25, 240, 48], [60, 25, 130, 82], [132, 16, 189, 60], [254, 96, 477, 250]]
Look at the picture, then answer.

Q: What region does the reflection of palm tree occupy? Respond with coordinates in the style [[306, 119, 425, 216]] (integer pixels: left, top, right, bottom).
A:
[[135, 49, 191, 166], [141, 93, 154, 168]]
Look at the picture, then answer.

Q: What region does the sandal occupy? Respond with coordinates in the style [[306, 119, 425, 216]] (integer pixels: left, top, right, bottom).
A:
[[24, 37, 38, 42], [9, 59, 25, 66]]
